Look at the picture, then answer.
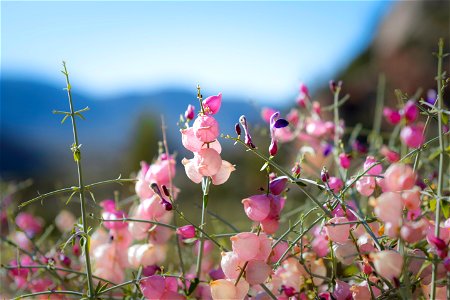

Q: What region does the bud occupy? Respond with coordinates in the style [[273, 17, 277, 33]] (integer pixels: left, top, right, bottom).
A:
[[184, 104, 195, 121], [162, 185, 171, 197], [402, 100, 418, 123], [161, 200, 173, 211], [176, 225, 196, 239], [383, 107, 401, 125], [234, 123, 241, 136], [239, 115, 256, 148], [321, 167, 330, 183], [338, 153, 351, 169], [142, 265, 161, 277], [291, 162, 301, 176], [269, 176, 288, 195], [203, 93, 222, 115], [281, 285, 296, 297], [269, 140, 278, 156]]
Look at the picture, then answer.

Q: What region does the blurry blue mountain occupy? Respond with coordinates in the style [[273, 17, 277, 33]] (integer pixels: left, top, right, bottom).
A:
[[1, 75, 261, 180]]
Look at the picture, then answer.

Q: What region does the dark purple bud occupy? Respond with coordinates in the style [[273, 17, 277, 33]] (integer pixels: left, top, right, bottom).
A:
[[239, 115, 256, 149], [269, 139, 278, 156], [322, 143, 333, 157], [59, 254, 71, 267], [72, 243, 81, 256], [321, 167, 330, 183], [329, 80, 337, 93], [281, 285, 296, 297], [319, 292, 332, 300], [426, 89, 437, 105], [162, 200, 173, 211], [185, 104, 195, 121], [209, 267, 226, 280], [142, 264, 161, 276], [235, 123, 241, 136], [291, 163, 301, 176], [273, 118, 289, 128], [352, 140, 368, 154], [269, 176, 289, 195], [162, 185, 171, 197], [429, 235, 447, 251]]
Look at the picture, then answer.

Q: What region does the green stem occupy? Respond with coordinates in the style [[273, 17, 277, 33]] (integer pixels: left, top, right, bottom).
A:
[[14, 290, 83, 299], [431, 38, 445, 300], [62, 62, 95, 299], [195, 177, 209, 280]]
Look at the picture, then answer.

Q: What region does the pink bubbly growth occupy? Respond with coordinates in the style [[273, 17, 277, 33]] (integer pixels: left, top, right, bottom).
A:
[[100, 200, 127, 230], [176, 225, 196, 239], [371, 251, 403, 280], [400, 123, 425, 148], [328, 177, 344, 193], [203, 93, 222, 115], [231, 232, 272, 261], [193, 115, 220, 143], [380, 146, 400, 163]]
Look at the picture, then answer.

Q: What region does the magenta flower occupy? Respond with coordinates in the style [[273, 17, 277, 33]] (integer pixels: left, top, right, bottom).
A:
[[184, 104, 195, 121], [15, 212, 43, 238], [193, 115, 220, 143], [202, 93, 222, 115], [400, 123, 425, 148], [176, 225, 196, 239], [338, 153, 351, 169], [383, 107, 401, 125], [269, 112, 289, 156], [402, 100, 419, 123]]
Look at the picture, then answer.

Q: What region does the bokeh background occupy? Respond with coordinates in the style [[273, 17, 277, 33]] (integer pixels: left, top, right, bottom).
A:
[[1, 0, 449, 230]]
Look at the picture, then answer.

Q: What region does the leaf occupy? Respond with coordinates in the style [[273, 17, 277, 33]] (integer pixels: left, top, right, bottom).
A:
[[429, 199, 436, 212], [343, 264, 359, 277], [260, 161, 269, 171], [442, 201, 450, 219], [273, 119, 289, 128], [442, 113, 448, 126]]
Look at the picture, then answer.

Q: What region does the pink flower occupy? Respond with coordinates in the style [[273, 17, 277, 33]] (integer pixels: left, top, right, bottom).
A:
[[245, 260, 271, 285], [328, 177, 344, 193], [380, 146, 400, 163], [181, 127, 222, 153], [270, 241, 289, 263], [101, 200, 127, 230], [339, 153, 351, 169], [383, 107, 401, 125], [400, 220, 427, 244], [54, 210, 76, 233], [370, 250, 403, 280], [15, 212, 43, 238], [140, 275, 184, 300], [333, 279, 351, 300], [356, 176, 376, 196], [211, 160, 235, 185], [210, 279, 249, 300], [242, 194, 271, 222], [402, 100, 418, 123], [374, 192, 403, 225], [193, 115, 220, 143], [203, 93, 222, 115], [221, 251, 244, 279], [261, 107, 277, 123], [231, 233, 271, 261], [176, 225, 195, 239], [325, 217, 350, 243], [401, 187, 421, 210], [384, 163, 417, 192], [128, 244, 167, 269], [182, 150, 234, 185], [363, 156, 382, 175], [400, 123, 425, 148]]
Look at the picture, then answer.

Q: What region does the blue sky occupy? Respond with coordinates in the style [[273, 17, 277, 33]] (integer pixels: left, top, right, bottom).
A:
[[2, 1, 392, 103]]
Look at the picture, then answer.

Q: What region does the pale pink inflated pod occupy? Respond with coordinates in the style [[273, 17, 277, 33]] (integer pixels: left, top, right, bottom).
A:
[[254, 234, 273, 261], [246, 260, 271, 285], [203, 93, 222, 115], [221, 251, 244, 279], [210, 279, 249, 300], [400, 220, 427, 244], [333, 240, 357, 265], [371, 250, 403, 280], [196, 148, 222, 177], [231, 233, 272, 262], [193, 115, 220, 143], [400, 124, 425, 148], [260, 218, 280, 234], [128, 244, 167, 269], [181, 127, 222, 153], [241, 194, 271, 222], [140, 275, 165, 299], [55, 210, 76, 233], [147, 157, 176, 186], [149, 226, 173, 244], [401, 187, 421, 210], [325, 217, 350, 243], [356, 176, 376, 196], [374, 192, 403, 224], [211, 160, 235, 185], [181, 158, 203, 184], [270, 241, 289, 263], [384, 163, 416, 192], [363, 156, 382, 175]]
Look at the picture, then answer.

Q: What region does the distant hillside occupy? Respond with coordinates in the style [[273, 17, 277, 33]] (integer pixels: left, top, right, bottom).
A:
[[0, 77, 261, 182]]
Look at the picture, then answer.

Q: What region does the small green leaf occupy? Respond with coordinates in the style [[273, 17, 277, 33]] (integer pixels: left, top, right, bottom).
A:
[[343, 264, 359, 277], [442, 201, 450, 219], [260, 161, 269, 171], [428, 148, 442, 161], [442, 113, 448, 125], [429, 199, 437, 211]]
